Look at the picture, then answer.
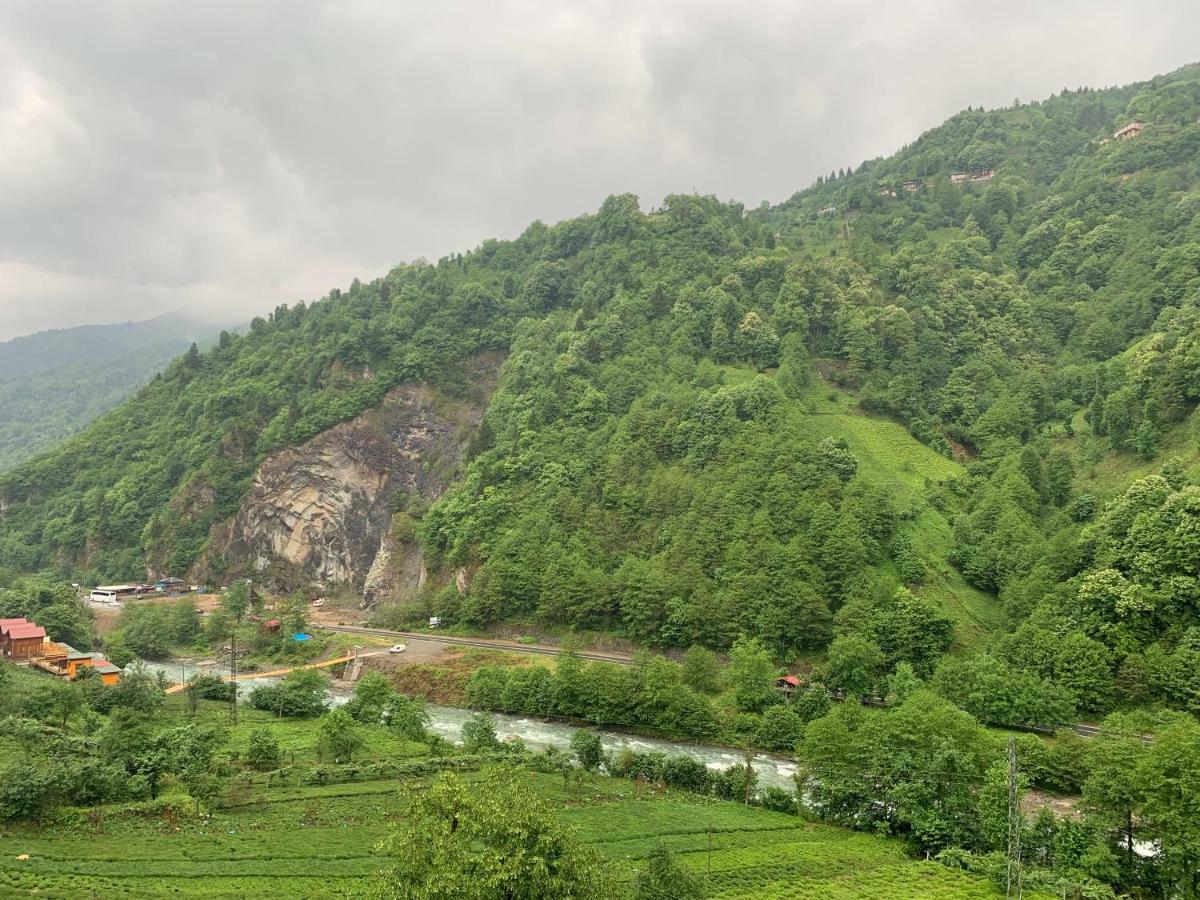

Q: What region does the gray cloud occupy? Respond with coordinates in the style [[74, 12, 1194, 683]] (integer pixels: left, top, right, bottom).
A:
[[1, 0, 1197, 339]]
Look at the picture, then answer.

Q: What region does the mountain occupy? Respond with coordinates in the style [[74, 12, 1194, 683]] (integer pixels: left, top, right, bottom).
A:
[[0, 314, 226, 473], [2, 64, 1200, 716]]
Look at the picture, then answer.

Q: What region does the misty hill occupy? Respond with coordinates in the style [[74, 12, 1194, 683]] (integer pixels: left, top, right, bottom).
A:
[[2, 63, 1200, 718], [0, 314, 225, 472]]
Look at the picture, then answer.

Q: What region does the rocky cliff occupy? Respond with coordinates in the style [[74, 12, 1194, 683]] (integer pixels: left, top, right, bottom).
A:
[[204, 355, 499, 600]]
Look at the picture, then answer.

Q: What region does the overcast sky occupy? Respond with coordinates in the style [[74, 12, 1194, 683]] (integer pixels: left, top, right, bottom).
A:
[[1, 1, 1198, 340]]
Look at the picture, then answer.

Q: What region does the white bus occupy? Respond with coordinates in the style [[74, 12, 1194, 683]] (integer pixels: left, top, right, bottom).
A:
[[89, 585, 141, 604]]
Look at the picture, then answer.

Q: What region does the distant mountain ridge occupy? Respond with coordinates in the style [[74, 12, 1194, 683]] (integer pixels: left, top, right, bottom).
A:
[[0, 313, 229, 472], [0, 313, 215, 379]]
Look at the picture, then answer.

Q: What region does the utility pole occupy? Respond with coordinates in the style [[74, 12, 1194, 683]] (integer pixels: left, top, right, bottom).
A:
[[229, 625, 238, 725], [1006, 736, 1023, 899]]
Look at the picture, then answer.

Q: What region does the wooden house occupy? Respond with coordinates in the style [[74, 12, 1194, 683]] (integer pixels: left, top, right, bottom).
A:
[[3, 621, 46, 660], [0, 618, 26, 656], [1114, 121, 1143, 140], [34, 642, 122, 684]]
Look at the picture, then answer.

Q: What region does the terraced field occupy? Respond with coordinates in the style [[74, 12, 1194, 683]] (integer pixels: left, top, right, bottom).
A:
[[0, 772, 1025, 898]]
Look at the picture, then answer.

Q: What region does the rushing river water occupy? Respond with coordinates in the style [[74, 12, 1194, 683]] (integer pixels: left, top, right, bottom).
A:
[[139, 660, 798, 792]]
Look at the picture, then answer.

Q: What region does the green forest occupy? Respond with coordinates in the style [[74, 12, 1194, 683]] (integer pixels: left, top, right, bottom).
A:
[[4, 65, 1200, 711], [2, 62, 1200, 897], [0, 314, 222, 472]]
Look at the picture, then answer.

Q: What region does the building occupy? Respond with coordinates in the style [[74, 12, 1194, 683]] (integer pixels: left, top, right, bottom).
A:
[[155, 577, 186, 593], [950, 167, 996, 184], [33, 642, 122, 684], [775, 674, 802, 696], [0, 618, 28, 657], [1114, 121, 1143, 140], [817, 205, 837, 216], [89, 659, 123, 686], [902, 178, 924, 192], [2, 620, 47, 660]]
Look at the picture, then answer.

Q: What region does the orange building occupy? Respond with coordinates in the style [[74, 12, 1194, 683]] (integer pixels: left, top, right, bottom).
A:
[[35, 642, 123, 684]]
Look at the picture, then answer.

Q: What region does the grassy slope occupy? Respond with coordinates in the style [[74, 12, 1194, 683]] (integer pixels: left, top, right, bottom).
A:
[[0, 770, 1027, 899], [740, 365, 1002, 651]]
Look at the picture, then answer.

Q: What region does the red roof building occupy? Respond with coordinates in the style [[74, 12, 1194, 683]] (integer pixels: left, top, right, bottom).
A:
[[3, 621, 47, 660], [776, 674, 802, 695]]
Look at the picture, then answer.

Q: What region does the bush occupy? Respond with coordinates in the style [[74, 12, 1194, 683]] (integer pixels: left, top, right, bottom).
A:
[[759, 786, 798, 815], [248, 669, 328, 718], [461, 712, 501, 752], [755, 704, 805, 753], [245, 727, 281, 771]]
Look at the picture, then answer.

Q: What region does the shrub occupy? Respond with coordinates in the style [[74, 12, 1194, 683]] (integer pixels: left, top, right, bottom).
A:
[[245, 727, 281, 771]]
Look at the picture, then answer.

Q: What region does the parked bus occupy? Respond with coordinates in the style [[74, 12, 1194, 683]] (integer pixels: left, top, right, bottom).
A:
[[88, 585, 142, 604]]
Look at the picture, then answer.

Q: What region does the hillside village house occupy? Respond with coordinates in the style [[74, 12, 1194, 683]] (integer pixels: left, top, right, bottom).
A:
[[36, 641, 123, 685], [1, 618, 47, 660], [1114, 121, 1143, 140], [950, 167, 996, 184]]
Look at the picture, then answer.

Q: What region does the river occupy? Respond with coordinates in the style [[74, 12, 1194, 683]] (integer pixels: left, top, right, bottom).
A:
[[138, 659, 799, 792]]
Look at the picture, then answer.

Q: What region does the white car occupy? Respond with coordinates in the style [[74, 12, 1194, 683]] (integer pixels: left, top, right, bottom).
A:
[[389, 643, 407, 654]]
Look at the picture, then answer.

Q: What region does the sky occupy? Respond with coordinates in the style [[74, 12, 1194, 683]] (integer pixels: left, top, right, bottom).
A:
[[1, 1, 1198, 341]]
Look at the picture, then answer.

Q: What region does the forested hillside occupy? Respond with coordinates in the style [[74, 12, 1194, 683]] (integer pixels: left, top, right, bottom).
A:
[[3, 64, 1200, 719], [0, 314, 222, 472]]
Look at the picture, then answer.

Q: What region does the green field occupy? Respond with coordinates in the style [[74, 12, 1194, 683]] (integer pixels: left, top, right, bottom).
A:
[[0, 771, 1022, 899]]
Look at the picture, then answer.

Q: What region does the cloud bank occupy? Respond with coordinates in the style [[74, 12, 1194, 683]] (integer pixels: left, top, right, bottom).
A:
[[1, 0, 1197, 338]]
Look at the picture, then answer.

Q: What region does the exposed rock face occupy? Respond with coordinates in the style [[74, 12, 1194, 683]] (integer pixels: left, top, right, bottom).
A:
[[206, 357, 498, 599]]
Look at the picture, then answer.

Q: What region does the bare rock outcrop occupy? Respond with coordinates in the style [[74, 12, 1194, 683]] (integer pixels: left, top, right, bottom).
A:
[[204, 357, 498, 599]]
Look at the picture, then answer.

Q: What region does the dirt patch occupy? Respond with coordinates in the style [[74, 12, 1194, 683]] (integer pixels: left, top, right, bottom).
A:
[[363, 645, 535, 705], [1024, 789, 1081, 820]]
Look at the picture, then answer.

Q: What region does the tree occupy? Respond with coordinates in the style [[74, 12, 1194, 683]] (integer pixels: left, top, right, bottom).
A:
[[384, 694, 431, 742], [726, 636, 778, 713], [824, 634, 883, 700], [681, 645, 722, 695], [48, 681, 83, 731], [755, 703, 805, 753], [344, 671, 397, 724], [799, 691, 992, 853], [245, 727, 281, 771], [884, 661, 922, 706], [569, 730, 604, 775], [249, 669, 328, 718], [170, 597, 202, 645], [316, 708, 365, 763], [461, 712, 501, 752], [221, 580, 251, 623], [1136, 719, 1200, 896], [220, 580, 251, 724], [634, 843, 706, 899], [375, 769, 611, 899], [102, 630, 135, 668], [868, 587, 953, 676], [1082, 731, 1144, 874]]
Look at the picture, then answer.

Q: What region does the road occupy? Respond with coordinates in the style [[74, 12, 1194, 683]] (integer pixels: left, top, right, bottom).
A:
[[318, 624, 635, 665]]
